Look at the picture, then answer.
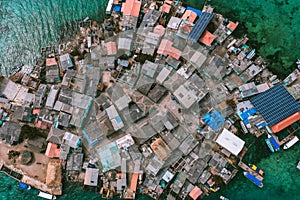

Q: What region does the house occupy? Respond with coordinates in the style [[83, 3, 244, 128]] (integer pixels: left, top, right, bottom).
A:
[[0, 122, 21, 145], [189, 186, 203, 200], [34, 84, 47, 108], [105, 41, 117, 56], [59, 54, 73, 71], [216, 128, 245, 156], [150, 137, 172, 161], [47, 127, 65, 145], [45, 85, 60, 109], [157, 39, 181, 60], [84, 168, 99, 186], [0, 76, 20, 101], [199, 30, 216, 47], [96, 141, 121, 172], [45, 142, 60, 158], [62, 132, 81, 148], [167, 17, 182, 30], [121, 0, 141, 29], [250, 84, 300, 133], [182, 10, 198, 23], [46, 65, 60, 83], [66, 153, 84, 171], [105, 105, 124, 131]]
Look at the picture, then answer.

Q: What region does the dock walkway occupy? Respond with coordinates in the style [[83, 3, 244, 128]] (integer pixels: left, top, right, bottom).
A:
[[238, 161, 264, 182], [0, 161, 23, 181]]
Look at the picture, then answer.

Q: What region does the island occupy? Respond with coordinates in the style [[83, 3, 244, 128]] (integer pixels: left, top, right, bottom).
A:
[[0, 0, 299, 200]]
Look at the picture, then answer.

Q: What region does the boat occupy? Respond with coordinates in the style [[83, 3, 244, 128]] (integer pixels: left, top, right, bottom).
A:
[[268, 134, 280, 151], [37, 191, 56, 200], [220, 196, 229, 200], [283, 136, 299, 150], [297, 161, 300, 170], [246, 49, 255, 60], [17, 182, 31, 190], [296, 59, 300, 70], [249, 164, 264, 176], [265, 138, 274, 152], [240, 120, 248, 134], [243, 172, 263, 188]]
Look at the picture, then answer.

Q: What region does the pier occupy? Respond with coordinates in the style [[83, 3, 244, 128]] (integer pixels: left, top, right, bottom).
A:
[[238, 161, 264, 182], [0, 161, 23, 181], [271, 133, 296, 146]]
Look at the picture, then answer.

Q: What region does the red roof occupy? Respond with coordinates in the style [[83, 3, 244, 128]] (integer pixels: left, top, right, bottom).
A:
[[189, 186, 203, 200], [46, 58, 57, 67], [105, 41, 117, 55], [271, 111, 300, 133], [130, 173, 139, 192], [45, 142, 60, 158], [32, 108, 41, 115], [153, 25, 165, 36], [199, 30, 217, 46], [182, 10, 198, 23], [157, 39, 181, 60], [227, 21, 239, 32], [161, 3, 171, 13], [122, 0, 141, 17]]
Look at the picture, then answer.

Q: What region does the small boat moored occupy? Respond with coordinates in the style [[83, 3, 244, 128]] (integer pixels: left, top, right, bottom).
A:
[[249, 164, 264, 176], [243, 172, 263, 188], [265, 138, 274, 152], [17, 182, 31, 190], [283, 136, 299, 150], [220, 195, 229, 200], [37, 191, 56, 200], [297, 161, 300, 170]]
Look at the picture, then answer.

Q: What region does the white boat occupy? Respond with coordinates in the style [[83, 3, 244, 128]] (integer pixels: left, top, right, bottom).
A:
[[37, 191, 57, 200], [297, 161, 300, 170], [283, 136, 299, 150], [220, 195, 229, 200]]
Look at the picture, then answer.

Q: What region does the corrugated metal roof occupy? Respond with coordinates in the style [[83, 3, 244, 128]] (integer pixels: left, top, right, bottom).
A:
[[250, 84, 300, 126]]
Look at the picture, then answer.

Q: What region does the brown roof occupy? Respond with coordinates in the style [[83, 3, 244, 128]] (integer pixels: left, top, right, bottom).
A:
[[122, 0, 141, 17], [199, 30, 216, 46]]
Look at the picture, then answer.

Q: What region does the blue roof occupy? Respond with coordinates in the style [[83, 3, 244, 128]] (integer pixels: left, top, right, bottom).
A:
[[186, 7, 202, 16], [113, 5, 121, 12], [202, 109, 225, 131], [250, 84, 300, 126], [187, 12, 213, 42]]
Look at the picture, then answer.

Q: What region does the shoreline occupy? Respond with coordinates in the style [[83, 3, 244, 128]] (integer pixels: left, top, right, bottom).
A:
[[0, 0, 299, 198]]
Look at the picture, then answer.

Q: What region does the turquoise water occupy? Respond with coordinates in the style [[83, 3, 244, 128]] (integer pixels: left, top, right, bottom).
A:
[[1, 0, 300, 199], [0, 0, 108, 76], [185, 0, 300, 79]]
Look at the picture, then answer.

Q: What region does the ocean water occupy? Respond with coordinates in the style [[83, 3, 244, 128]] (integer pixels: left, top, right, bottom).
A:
[[0, 0, 108, 76], [185, 0, 300, 79], [0, 0, 300, 200]]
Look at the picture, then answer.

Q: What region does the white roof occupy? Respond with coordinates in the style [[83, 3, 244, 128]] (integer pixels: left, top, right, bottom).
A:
[[216, 128, 245, 156]]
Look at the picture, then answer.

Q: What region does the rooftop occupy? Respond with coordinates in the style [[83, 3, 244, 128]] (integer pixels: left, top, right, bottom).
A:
[[250, 84, 300, 127]]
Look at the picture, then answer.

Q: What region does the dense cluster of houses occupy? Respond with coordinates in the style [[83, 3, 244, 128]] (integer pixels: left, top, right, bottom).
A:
[[0, 0, 299, 199]]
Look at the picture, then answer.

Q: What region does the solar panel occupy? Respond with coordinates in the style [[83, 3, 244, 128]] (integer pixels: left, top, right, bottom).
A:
[[187, 12, 213, 42], [250, 84, 300, 126]]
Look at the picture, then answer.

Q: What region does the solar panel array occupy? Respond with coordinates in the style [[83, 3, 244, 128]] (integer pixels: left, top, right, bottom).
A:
[[187, 12, 213, 42], [250, 84, 300, 126]]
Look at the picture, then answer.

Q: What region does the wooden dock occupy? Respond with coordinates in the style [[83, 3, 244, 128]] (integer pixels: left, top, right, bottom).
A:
[[238, 161, 264, 182], [0, 164, 23, 181], [272, 133, 295, 146]]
